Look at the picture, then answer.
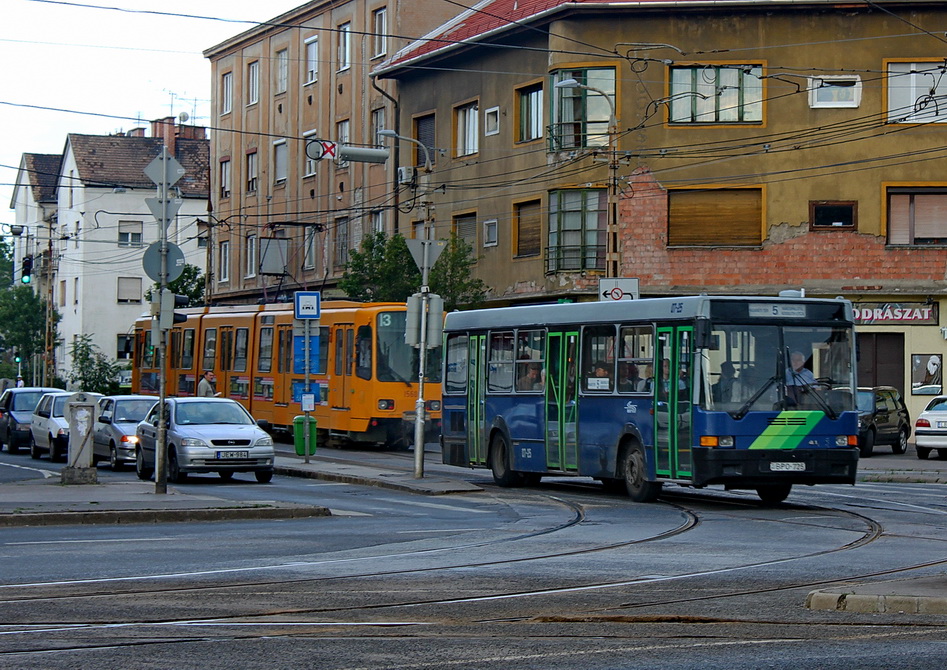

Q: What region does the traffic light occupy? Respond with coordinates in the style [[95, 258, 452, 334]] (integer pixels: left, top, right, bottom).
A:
[[20, 256, 33, 284], [158, 290, 189, 330]]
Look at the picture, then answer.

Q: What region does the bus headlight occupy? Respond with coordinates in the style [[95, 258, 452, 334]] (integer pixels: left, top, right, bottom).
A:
[[699, 435, 734, 447], [839, 435, 855, 447]]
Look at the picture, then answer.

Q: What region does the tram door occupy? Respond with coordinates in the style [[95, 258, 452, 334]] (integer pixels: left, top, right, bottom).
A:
[[546, 331, 579, 471], [655, 327, 694, 479], [467, 335, 487, 465], [218, 326, 234, 397], [331, 325, 354, 411], [275, 325, 293, 406]]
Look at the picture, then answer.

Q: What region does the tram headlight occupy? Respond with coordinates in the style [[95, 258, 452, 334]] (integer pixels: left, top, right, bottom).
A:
[[378, 399, 395, 410], [426, 400, 441, 412]]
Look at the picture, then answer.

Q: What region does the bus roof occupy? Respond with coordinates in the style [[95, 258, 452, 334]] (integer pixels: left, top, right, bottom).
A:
[[444, 295, 853, 331]]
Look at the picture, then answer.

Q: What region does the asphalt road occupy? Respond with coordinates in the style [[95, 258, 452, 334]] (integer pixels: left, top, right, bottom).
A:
[[0, 443, 946, 668]]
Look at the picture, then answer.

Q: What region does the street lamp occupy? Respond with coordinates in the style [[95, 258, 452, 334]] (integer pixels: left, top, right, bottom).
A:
[[378, 129, 436, 479], [555, 78, 621, 277]]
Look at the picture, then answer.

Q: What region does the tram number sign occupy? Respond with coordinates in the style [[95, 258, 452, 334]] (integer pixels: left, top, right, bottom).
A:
[[769, 462, 805, 472]]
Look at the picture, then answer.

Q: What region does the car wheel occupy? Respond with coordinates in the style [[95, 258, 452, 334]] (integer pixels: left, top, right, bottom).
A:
[[109, 445, 123, 471], [6, 433, 18, 455], [254, 470, 273, 483], [49, 435, 60, 462], [859, 429, 875, 458], [916, 446, 932, 460], [135, 448, 153, 480], [167, 450, 187, 483], [621, 444, 662, 503], [218, 471, 234, 481], [893, 428, 908, 455], [756, 483, 792, 504], [29, 435, 41, 460]]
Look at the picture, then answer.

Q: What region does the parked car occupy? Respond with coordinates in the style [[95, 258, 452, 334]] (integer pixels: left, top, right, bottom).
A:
[[135, 397, 274, 483], [0, 386, 64, 454], [855, 386, 911, 457], [93, 395, 156, 469], [913, 395, 947, 459], [30, 392, 74, 461]]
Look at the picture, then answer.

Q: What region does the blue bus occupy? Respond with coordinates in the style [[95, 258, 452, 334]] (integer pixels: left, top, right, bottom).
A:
[[440, 294, 859, 503]]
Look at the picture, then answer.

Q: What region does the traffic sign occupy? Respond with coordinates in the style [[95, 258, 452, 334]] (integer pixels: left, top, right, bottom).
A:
[[142, 241, 185, 283], [145, 196, 183, 230], [294, 291, 321, 319], [144, 150, 185, 188], [599, 278, 639, 301], [406, 239, 447, 271]]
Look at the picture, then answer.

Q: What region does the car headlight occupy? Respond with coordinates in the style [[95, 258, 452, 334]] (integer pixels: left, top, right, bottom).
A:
[[16, 422, 30, 431], [180, 437, 209, 447], [256, 435, 274, 447], [120, 435, 140, 444]]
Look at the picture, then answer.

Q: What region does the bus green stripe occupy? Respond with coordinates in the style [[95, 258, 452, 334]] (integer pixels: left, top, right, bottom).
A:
[[748, 411, 823, 450]]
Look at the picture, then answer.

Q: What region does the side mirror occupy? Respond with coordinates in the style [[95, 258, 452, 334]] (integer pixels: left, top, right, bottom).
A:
[[257, 419, 272, 432], [98, 415, 111, 424]]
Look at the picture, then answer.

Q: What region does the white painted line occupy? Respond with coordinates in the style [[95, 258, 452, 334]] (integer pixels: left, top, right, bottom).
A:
[[0, 462, 56, 478]]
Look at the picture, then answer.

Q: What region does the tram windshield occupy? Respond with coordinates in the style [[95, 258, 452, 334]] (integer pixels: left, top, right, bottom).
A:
[[376, 311, 442, 384], [702, 323, 855, 417]]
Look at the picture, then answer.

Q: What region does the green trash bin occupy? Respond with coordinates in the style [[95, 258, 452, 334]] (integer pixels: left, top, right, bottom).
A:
[[293, 415, 317, 455]]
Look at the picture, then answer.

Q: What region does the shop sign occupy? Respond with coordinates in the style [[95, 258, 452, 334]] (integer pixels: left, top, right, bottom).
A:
[[854, 302, 938, 325]]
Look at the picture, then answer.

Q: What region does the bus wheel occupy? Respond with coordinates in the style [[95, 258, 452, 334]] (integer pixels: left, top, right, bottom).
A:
[[756, 483, 792, 504], [621, 446, 661, 502], [490, 434, 520, 487]]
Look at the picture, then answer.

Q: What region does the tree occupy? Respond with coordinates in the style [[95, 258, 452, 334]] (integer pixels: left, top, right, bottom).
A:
[[144, 263, 205, 306], [0, 284, 52, 379], [338, 232, 420, 302], [0, 238, 13, 290], [429, 232, 488, 311], [68, 334, 122, 394]]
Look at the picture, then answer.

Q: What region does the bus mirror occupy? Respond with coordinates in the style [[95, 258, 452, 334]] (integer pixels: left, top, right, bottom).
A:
[[695, 320, 715, 349]]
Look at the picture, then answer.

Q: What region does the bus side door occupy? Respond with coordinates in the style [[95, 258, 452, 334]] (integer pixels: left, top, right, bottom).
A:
[[655, 327, 694, 480], [546, 331, 579, 471], [467, 335, 487, 465]]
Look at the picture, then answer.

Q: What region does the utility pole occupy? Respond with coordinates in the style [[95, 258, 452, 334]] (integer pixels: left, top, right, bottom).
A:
[[44, 220, 55, 385]]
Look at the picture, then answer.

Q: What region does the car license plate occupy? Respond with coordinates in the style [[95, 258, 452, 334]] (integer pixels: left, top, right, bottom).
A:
[[937, 421, 947, 429], [770, 462, 805, 472], [216, 450, 249, 459]]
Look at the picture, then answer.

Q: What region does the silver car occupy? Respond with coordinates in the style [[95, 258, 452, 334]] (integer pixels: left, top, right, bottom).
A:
[[135, 397, 275, 483], [93, 395, 157, 470]]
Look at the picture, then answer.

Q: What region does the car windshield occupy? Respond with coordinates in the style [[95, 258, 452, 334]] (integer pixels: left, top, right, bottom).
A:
[[174, 401, 253, 426], [114, 399, 155, 423], [12, 392, 45, 412], [856, 391, 874, 413], [924, 398, 947, 412], [51, 396, 69, 417]]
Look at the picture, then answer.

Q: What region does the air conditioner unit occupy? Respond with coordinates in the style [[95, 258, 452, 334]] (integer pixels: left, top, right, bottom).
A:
[[397, 166, 416, 185]]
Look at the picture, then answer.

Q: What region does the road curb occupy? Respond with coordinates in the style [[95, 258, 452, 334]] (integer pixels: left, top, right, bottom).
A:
[[0, 505, 330, 527], [806, 589, 947, 614], [273, 464, 481, 495]]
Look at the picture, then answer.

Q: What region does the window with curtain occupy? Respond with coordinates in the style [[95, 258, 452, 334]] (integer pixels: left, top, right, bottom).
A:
[[304, 37, 318, 83], [517, 83, 543, 142], [275, 49, 288, 94], [552, 68, 615, 149], [455, 102, 479, 156]]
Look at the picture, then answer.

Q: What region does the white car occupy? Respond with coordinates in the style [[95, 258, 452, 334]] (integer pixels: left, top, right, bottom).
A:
[[914, 395, 947, 460], [30, 392, 73, 461]]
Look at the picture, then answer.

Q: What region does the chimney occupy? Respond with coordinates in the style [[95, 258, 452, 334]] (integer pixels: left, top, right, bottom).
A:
[[151, 116, 176, 155], [128, 127, 146, 138]]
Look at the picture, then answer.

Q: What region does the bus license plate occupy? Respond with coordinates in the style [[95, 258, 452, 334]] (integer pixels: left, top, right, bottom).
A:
[[216, 450, 249, 459], [770, 462, 805, 472]]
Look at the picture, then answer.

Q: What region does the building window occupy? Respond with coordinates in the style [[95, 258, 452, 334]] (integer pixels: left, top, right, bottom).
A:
[[336, 119, 350, 168], [370, 108, 386, 147], [197, 235, 208, 248], [810, 201, 856, 230], [669, 65, 763, 124], [335, 217, 350, 267], [517, 83, 543, 142], [483, 219, 498, 247], [117, 220, 143, 247], [455, 102, 479, 156], [887, 62, 947, 123], [552, 68, 616, 149], [245, 234, 257, 277], [337, 22, 351, 71], [247, 60, 259, 105], [453, 213, 477, 247], [888, 188, 947, 244], [273, 140, 287, 184], [809, 75, 862, 109], [304, 226, 317, 269], [117, 334, 133, 360], [218, 241, 230, 282], [221, 72, 233, 114], [275, 49, 288, 94], [304, 36, 318, 84], [414, 113, 435, 167], [668, 188, 763, 246], [117, 276, 141, 304], [371, 209, 385, 234], [372, 7, 387, 58], [219, 159, 231, 199], [515, 199, 541, 257], [59, 280, 66, 307], [412, 220, 425, 239], [303, 130, 318, 176], [246, 151, 258, 192], [484, 106, 500, 136], [74, 277, 79, 304], [547, 190, 605, 272]]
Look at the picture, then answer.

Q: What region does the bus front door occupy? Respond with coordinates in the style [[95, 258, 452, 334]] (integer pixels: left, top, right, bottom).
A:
[[546, 331, 579, 472], [655, 327, 694, 480], [467, 335, 487, 465]]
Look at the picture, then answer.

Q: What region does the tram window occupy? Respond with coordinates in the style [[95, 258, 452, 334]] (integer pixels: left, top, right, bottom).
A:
[[317, 326, 329, 374], [582, 325, 616, 392], [182, 329, 195, 369], [356, 325, 372, 380], [445, 334, 468, 394], [234, 328, 249, 372], [487, 331, 515, 393], [345, 328, 354, 376], [169, 330, 182, 368], [258, 327, 273, 373], [334, 328, 344, 376], [202, 329, 217, 371], [618, 326, 653, 393], [277, 328, 292, 374], [220, 330, 233, 372]]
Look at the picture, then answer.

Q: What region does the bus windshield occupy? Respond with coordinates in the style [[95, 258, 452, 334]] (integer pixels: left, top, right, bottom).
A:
[[703, 323, 855, 417], [376, 311, 442, 384]]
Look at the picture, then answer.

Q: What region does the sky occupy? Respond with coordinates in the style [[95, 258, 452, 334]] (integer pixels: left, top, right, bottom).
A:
[[0, 0, 304, 228]]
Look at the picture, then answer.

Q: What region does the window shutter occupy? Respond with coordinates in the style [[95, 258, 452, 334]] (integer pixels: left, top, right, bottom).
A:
[[516, 200, 542, 257], [415, 115, 435, 167], [668, 189, 762, 246], [117, 277, 141, 303]]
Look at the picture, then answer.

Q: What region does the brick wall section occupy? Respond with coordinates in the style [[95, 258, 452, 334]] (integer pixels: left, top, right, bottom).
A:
[[622, 168, 947, 292]]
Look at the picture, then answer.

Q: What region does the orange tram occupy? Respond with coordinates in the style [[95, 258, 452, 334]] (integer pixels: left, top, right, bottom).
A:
[[131, 301, 442, 448]]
